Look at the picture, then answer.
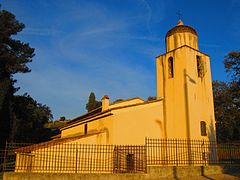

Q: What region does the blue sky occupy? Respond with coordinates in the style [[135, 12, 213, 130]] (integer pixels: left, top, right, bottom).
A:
[[2, 0, 240, 120]]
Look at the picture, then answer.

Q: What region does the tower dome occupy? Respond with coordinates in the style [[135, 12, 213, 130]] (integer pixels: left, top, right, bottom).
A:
[[165, 20, 198, 52]]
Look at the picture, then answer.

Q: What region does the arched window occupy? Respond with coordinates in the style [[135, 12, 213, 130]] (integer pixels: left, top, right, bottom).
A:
[[84, 124, 88, 135], [200, 121, 207, 136], [168, 57, 174, 78], [196, 55, 201, 77], [196, 55, 205, 78]]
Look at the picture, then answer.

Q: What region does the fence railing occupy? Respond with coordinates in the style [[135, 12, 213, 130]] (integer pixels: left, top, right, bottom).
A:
[[0, 143, 31, 173], [0, 149, 5, 173], [1, 139, 240, 174], [1, 143, 146, 173], [146, 138, 240, 166], [146, 138, 218, 166], [217, 143, 240, 164]]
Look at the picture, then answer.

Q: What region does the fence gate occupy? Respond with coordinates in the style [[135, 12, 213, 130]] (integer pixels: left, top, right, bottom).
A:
[[113, 145, 146, 173]]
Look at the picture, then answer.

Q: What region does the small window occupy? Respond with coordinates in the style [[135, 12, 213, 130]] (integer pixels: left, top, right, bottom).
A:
[[168, 57, 174, 78], [196, 55, 205, 78], [196, 55, 201, 77], [84, 124, 88, 135], [200, 121, 207, 136]]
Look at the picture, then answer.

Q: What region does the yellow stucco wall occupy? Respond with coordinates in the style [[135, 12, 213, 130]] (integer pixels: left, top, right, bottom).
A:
[[112, 100, 164, 145], [156, 46, 216, 140], [61, 115, 114, 144], [109, 98, 144, 109], [61, 100, 163, 145], [15, 142, 114, 173]]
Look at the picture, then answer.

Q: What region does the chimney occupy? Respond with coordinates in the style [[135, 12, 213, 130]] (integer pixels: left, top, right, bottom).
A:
[[102, 95, 109, 112]]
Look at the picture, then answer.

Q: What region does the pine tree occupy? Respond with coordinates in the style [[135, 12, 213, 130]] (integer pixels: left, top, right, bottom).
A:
[[0, 7, 35, 147], [86, 92, 102, 112]]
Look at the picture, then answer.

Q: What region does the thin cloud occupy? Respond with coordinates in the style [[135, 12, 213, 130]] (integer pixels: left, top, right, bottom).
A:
[[10, 0, 165, 119], [140, 0, 153, 35], [22, 27, 64, 36], [16, 52, 155, 119], [78, 22, 127, 37]]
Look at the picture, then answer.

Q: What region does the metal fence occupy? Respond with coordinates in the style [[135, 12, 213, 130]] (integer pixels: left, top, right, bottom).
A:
[[0, 143, 31, 173], [113, 145, 146, 173], [146, 138, 240, 166], [0, 139, 240, 174], [1, 143, 146, 173], [0, 149, 5, 173], [217, 143, 240, 164], [146, 138, 218, 166]]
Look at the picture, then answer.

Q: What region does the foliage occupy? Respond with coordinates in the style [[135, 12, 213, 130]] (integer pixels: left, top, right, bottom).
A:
[[59, 116, 66, 121], [0, 8, 34, 79], [147, 96, 156, 101], [113, 99, 124, 103], [224, 51, 240, 82], [45, 120, 66, 129], [85, 92, 102, 112], [214, 51, 240, 143], [0, 8, 35, 147], [0, 7, 55, 147], [213, 81, 240, 142], [11, 94, 53, 143], [44, 119, 69, 138]]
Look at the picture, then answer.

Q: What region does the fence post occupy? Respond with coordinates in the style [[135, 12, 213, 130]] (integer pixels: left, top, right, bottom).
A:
[[229, 143, 233, 164], [75, 144, 78, 173], [175, 139, 178, 166], [145, 138, 147, 173], [201, 140, 207, 166]]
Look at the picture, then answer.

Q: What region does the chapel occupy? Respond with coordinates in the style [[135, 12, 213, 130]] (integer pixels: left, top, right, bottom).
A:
[[14, 20, 217, 173], [56, 20, 216, 145]]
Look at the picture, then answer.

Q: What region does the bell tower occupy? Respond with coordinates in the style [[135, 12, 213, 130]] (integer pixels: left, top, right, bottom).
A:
[[165, 20, 198, 52], [156, 20, 216, 140]]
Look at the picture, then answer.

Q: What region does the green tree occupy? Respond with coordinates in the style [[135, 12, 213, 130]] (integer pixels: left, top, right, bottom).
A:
[[59, 116, 66, 121], [224, 51, 240, 82], [11, 94, 53, 143], [147, 96, 156, 101], [113, 99, 124, 103], [213, 81, 239, 142], [0, 8, 35, 147], [86, 92, 102, 112], [214, 51, 240, 142], [224, 51, 240, 110]]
